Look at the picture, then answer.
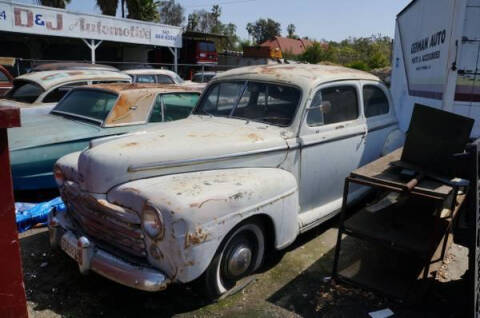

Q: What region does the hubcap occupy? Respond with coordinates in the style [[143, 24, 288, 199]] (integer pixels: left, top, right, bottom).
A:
[[227, 244, 252, 278]]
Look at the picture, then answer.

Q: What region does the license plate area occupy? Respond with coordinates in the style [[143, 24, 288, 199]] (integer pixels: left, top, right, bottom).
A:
[[61, 234, 83, 265]]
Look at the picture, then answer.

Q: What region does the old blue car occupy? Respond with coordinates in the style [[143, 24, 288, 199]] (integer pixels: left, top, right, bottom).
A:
[[9, 83, 201, 190]]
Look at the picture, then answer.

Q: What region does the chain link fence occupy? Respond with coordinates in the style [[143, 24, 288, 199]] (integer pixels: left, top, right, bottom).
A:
[[12, 58, 239, 80]]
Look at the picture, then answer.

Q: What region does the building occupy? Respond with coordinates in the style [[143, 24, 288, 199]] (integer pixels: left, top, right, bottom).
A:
[[259, 36, 313, 56]]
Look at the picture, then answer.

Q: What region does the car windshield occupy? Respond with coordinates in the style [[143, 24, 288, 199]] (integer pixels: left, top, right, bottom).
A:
[[5, 80, 44, 103], [51, 89, 118, 125], [199, 42, 216, 52], [193, 81, 301, 127]]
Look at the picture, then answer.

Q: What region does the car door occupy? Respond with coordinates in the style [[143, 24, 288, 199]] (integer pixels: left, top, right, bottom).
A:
[[299, 81, 367, 222], [361, 81, 398, 165]]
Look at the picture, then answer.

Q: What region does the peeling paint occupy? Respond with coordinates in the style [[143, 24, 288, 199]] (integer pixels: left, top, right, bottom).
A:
[[185, 227, 209, 248]]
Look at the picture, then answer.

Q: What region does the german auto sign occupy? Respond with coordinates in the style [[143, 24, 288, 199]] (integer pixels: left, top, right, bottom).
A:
[[0, 1, 182, 48]]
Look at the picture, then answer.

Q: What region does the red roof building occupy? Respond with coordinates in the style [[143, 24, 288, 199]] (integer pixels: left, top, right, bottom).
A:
[[260, 36, 313, 56]]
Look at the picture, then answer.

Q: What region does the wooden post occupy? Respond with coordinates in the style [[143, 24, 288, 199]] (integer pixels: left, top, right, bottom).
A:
[[0, 106, 27, 318]]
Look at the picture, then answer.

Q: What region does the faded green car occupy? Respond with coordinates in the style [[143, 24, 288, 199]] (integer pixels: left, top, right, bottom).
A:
[[9, 83, 201, 190]]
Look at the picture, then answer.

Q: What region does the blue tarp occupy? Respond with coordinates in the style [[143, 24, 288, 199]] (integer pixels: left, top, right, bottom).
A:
[[15, 197, 65, 233]]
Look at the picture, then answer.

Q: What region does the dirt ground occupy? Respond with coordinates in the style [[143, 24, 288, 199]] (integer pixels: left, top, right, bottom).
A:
[[20, 219, 470, 318]]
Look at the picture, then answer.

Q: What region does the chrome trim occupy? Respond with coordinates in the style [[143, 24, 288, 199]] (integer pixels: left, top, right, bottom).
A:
[[52, 110, 104, 125], [128, 145, 289, 172], [300, 131, 366, 148], [366, 121, 397, 133], [51, 226, 169, 292]]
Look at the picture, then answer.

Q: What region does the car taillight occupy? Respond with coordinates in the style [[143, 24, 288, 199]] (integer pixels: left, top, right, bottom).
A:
[[54, 167, 65, 186]]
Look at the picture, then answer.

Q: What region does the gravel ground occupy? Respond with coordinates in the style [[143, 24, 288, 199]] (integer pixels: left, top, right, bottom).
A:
[[20, 220, 470, 318]]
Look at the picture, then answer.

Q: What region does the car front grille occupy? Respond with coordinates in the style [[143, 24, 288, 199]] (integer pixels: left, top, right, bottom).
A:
[[62, 182, 147, 259]]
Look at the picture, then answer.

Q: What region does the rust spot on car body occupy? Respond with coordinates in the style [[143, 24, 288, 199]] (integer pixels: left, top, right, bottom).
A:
[[185, 227, 208, 248], [190, 198, 227, 209], [247, 133, 264, 142]]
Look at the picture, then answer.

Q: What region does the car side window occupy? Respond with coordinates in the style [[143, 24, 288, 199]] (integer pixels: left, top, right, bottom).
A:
[[363, 85, 389, 118], [136, 75, 156, 83], [149, 95, 164, 122], [0, 71, 8, 82], [307, 86, 358, 126], [162, 93, 199, 121], [43, 82, 88, 103], [157, 75, 174, 84]]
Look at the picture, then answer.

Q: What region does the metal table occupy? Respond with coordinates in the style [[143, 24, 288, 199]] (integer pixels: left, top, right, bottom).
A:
[[332, 149, 466, 301]]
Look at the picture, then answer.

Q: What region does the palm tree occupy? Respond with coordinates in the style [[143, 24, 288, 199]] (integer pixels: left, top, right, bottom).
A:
[[97, 0, 118, 16], [37, 0, 71, 9], [125, 0, 159, 21]]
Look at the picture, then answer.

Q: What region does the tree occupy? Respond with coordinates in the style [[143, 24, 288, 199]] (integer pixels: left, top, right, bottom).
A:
[[37, 0, 71, 9], [157, 0, 184, 26], [299, 35, 393, 71], [246, 18, 281, 44], [300, 42, 336, 64], [97, 0, 118, 16], [186, 6, 222, 34], [185, 5, 241, 52], [125, 0, 159, 21], [187, 13, 199, 31], [187, 9, 212, 33], [287, 24, 297, 39], [210, 5, 222, 34]]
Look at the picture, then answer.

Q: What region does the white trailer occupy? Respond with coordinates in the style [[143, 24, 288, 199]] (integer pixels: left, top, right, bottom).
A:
[[391, 0, 480, 137]]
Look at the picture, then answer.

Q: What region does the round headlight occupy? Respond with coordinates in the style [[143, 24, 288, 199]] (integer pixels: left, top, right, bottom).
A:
[[142, 206, 164, 240], [54, 166, 65, 186]]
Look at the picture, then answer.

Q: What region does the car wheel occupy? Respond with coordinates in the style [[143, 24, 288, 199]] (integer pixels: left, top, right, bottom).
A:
[[203, 221, 265, 299]]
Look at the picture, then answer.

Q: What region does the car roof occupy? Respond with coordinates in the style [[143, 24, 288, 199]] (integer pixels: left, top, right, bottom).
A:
[[85, 83, 202, 94], [31, 63, 118, 72], [214, 64, 380, 88], [124, 69, 179, 76], [15, 70, 131, 90]]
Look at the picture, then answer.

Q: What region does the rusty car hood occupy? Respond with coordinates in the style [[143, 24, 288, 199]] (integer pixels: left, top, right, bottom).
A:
[[76, 115, 292, 193]]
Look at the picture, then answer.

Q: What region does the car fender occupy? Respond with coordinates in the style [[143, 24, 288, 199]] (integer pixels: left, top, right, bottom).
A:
[[382, 128, 405, 156], [107, 167, 300, 283]]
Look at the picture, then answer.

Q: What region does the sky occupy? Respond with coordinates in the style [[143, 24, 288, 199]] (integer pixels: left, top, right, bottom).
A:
[[15, 0, 412, 41]]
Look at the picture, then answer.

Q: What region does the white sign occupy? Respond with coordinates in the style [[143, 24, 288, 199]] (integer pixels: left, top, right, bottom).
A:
[[0, 1, 182, 48], [397, 0, 454, 99]]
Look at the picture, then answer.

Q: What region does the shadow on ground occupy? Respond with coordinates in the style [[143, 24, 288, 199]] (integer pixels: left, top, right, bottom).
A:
[[21, 219, 338, 318], [21, 216, 471, 318]]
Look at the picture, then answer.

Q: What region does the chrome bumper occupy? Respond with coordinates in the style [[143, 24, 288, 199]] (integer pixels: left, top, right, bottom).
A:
[[48, 212, 169, 292]]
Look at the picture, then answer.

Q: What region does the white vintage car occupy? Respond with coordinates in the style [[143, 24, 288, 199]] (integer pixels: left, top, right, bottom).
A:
[[49, 64, 404, 298]]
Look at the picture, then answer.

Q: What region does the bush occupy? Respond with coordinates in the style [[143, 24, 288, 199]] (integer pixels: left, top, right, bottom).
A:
[[300, 35, 392, 71]]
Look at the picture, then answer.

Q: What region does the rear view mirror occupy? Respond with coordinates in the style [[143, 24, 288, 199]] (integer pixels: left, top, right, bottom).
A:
[[319, 101, 332, 114], [308, 101, 331, 113]]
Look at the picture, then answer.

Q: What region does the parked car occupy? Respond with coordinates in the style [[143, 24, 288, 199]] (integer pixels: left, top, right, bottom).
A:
[[31, 62, 119, 73], [0, 65, 13, 95], [125, 69, 206, 89], [1, 70, 131, 115], [9, 83, 201, 190], [50, 64, 404, 298], [191, 71, 217, 83]]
